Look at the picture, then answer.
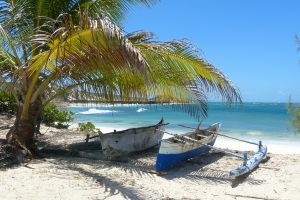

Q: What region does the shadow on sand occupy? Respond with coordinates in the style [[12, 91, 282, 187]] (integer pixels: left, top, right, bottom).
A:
[[230, 165, 265, 188], [161, 151, 231, 184], [25, 140, 265, 199]]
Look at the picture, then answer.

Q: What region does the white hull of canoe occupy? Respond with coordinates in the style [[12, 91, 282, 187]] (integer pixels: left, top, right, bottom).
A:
[[100, 121, 165, 158], [158, 133, 217, 155], [228, 145, 267, 177], [156, 123, 220, 171]]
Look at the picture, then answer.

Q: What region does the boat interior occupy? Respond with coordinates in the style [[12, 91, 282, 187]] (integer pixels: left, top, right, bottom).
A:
[[171, 129, 213, 143], [190, 130, 210, 140]]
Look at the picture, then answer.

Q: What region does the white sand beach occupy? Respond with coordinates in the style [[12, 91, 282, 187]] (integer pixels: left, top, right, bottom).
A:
[[1, 115, 300, 200]]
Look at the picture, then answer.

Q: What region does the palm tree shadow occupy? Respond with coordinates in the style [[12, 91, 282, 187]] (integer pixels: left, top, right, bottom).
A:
[[84, 147, 161, 180], [44, 150, 228, 199], [42, 147, 161, 199], [162, 152, 232, 184], [46, 156, 150, 200], [161, 152, 265, 186], [38, 140, 265, 198], [65, 163, 144, 200]]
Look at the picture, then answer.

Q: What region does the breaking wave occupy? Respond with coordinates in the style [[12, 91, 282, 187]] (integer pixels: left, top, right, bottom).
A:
[[136, 108, 147, 113], [78, 108, 118, 115]]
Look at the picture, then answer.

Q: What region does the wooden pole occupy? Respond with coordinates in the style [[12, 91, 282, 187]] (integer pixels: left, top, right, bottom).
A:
[[85, 134, 101, 142], [178, 124, 259, 146]]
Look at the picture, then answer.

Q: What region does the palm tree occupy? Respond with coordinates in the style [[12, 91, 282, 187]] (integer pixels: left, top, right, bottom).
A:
[[0, 0, 241, 158]]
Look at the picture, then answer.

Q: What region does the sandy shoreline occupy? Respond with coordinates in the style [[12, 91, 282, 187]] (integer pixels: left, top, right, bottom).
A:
[[1, 115, 300, 200]]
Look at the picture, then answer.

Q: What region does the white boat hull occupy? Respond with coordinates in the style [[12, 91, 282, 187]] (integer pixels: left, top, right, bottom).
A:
[[156, 123, 220, 171], [100, 120, 165, 158]]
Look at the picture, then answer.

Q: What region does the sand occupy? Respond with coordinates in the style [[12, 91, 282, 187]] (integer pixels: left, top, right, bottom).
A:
[[0, 115, 300, 200]]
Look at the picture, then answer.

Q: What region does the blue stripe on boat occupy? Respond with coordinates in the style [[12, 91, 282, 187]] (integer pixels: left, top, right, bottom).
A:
[[156, 140, 216, 172]]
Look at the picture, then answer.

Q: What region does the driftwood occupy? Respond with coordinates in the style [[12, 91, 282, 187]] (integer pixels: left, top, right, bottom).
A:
[[225, 193, 277, 200], [35, 137, 104, 160], [85, 134, 100, 142], [68, 140, 101, 151], [0, 125, 10, 130], [147, 170, 168, 176], [39, 148, 80, 157], [39, 148, 116, 161]]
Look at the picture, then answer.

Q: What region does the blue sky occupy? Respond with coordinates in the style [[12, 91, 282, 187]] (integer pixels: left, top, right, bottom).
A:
[[124, 0, 300, 103]]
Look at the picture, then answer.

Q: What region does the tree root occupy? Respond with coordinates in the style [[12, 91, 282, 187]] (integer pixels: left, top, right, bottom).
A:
[[0, 144, 18, 168], [0, 143, 33, 168], [14, 139, 33, 158], [1, 132, 34, 167]]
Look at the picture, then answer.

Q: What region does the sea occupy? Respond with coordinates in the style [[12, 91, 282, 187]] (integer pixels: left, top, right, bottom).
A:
[[68, 102, 300, 154]]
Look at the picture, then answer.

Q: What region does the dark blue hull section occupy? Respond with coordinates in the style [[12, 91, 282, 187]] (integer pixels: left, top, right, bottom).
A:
[[156, 140, 216, 172]]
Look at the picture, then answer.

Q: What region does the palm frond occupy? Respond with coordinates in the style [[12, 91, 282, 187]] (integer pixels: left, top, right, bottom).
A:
[[128, 32, 242, 104], [0, 24, 22, 67], [0, 2, 241, 120], [29, 15, 148, 104], [0, 1, 33, 38], [78, 0, 157, 25], [29, 19, 241, 119]]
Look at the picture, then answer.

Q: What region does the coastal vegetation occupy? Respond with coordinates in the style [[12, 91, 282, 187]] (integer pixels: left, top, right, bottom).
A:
[[0, 90, 73, 128], [288, 36, 300, 133], [0, 0, 241, 161], [288, 101, 300, 133], [77, 122, 101, 133], [42, 103, 74, 129], [0, 89, 16, 114]]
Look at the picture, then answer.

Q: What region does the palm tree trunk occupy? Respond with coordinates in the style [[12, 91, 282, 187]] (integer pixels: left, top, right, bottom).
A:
[[6, 98, 43, 157]]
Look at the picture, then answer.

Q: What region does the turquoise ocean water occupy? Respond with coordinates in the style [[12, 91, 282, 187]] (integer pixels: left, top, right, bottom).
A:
[[68, 102, 300, 143]]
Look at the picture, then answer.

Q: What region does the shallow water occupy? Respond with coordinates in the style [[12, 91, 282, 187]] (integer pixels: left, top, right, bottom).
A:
[[68, 102, 299, 143]]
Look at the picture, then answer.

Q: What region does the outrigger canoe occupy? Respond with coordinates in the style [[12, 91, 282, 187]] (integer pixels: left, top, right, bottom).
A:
[[228, 143, 267, 177], [156, 123, 220, 172], [100, 119, 166, 158]]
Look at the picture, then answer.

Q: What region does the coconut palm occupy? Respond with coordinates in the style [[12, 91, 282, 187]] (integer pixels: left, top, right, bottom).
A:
[[0, 0, 241, 158]]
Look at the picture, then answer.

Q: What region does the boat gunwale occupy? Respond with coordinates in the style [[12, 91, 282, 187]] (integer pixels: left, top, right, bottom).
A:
[[100, 121, 167, 137], [158, 123, 220, 155], [162, 132, 216, 146], [162, 123, 220, 144]]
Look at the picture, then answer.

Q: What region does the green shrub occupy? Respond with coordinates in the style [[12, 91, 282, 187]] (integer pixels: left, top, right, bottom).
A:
[[0, 90, 17, 113], [0, 90, 74, 129], [288, 102, 300, 133], [42, 103, 74, 129], [77, 122, 101, 134]]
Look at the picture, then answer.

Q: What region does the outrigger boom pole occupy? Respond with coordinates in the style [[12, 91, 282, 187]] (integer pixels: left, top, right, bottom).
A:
[[178, 124, 260, 146]]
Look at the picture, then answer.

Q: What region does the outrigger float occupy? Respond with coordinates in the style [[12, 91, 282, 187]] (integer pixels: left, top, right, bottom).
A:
[[157, 123, 267, 178]]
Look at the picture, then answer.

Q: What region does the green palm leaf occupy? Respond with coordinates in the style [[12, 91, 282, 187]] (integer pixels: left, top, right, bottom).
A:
[[0, 3, 241, 120], [79, 0, 157, 25], [128, 32, 241, 104], [29, 15, 148, 105]]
